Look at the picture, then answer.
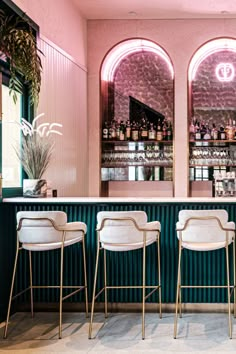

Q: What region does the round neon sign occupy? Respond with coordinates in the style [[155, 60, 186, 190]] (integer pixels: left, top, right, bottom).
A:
[[215, 63, 235, 82]]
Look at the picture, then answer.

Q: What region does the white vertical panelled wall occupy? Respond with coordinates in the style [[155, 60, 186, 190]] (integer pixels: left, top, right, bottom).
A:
[[38, 37, 88, 197]]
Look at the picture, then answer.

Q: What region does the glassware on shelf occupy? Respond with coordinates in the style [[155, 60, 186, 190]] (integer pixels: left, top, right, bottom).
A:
[[190, 146, 232, 166], [214, 171, 236, 197], [101, 140, 173, 182]]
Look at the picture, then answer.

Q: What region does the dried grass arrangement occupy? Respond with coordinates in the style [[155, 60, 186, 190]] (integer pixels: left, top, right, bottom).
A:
[[17, 134, 54, 179], [14, 113, 62, 179]]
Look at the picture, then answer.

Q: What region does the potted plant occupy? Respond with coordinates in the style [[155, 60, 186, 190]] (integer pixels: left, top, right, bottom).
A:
[[0, 8, 42, 106], [14, 113, 62, 197]]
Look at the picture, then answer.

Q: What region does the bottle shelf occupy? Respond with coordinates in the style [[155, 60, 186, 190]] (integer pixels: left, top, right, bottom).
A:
[[194, 107, 236, 111], [190, 139, 236, 144], [102, 140, 173, 145], [189, 164, 236, 168], [102, 163, 173, 168], [102, 149, 172, 153]]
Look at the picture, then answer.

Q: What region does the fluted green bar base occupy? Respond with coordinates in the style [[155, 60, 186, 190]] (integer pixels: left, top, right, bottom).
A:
[[0, 200, 235, 321]]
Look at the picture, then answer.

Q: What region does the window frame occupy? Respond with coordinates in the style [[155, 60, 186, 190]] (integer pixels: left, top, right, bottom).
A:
[[1, 68, 32, 197], [0, 0, 38, 198]]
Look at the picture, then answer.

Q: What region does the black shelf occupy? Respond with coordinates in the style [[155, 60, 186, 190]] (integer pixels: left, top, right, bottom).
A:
[[102, 149, 168, 153], [189, 164, 236, 167], [190, 140, 236, 145], [102, 163, 173, 168], [102, 140, 173, 145]]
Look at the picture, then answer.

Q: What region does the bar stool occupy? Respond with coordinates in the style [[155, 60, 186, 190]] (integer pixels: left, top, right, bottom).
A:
[[174, 209, 236, 339], [4, 210, 88, 339], [89, 210, 161, 340]]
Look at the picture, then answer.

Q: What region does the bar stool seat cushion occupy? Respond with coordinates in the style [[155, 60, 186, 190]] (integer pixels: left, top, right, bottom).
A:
[[17, 211, 87, 251], [97, 211, 161, 251]]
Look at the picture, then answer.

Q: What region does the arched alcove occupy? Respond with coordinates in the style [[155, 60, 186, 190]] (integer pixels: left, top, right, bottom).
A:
[[101, 38, 174, 125], [100, 38, 175, 197], [188, 38, 236, 197]]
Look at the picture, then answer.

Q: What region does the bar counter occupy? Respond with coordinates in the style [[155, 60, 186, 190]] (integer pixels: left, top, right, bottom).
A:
[[1, 196, 236, 321], [4, 197, 236, 203]]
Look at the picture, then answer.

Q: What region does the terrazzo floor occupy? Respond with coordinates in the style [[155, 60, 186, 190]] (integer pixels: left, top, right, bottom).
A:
[[0, 312, 236, 353]]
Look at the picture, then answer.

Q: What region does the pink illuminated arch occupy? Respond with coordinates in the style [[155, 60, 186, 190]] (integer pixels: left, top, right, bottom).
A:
[[101, 38, 174, 81], [188, 38, 236, 82]]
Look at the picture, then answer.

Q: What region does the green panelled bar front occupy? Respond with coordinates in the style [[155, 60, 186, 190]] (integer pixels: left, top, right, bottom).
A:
[[0, 200, 235, 321]]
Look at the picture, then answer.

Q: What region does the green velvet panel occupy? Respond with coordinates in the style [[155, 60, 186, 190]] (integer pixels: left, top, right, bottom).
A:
[[0, 201, 235, 321]]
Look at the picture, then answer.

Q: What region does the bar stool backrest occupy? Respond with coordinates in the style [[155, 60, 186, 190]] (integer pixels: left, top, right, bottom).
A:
[[17, 211, 67, 244], [177, 209, 235, 244], [97, 211, 148, 246]]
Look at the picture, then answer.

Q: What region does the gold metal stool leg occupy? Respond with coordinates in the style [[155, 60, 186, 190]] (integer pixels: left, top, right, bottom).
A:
[[104, 249, 108, 318], [157, 236, 162, 319], [59, 232, 65, 339], [179, 270, 182, 318], [29, 251, 34, 318], [226, 244, 232, 339], [82, 236, 89, 318], [174, 241, 182, 339], [4, 243, 20, 339], [89, 236, 100, 339], [142, 233, 146, 340]]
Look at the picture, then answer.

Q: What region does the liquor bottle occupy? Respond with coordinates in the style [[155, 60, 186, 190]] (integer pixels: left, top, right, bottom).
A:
[[131, 122, 139, 141], [148, 123, 156, 140], [195, 122, 201, 140], [119, 121, 126, 141], [125, 120, 131, 141], [233, 120, 236, 139], [189, 118, 195, 141], [203, 123, 211, 140], [102, 121, 109, 140], [219, 125, 226, 140], [211, 123, 218, 140], [227, 119, 234, 140], [156, 119, 163, 141], [166, 121, 173, 141], [116, 119, 121, 140], [162, 120, 167, 141], [200, 121, 206, 140], [140, 118, 148, 140], [109, 120, 116, 140]]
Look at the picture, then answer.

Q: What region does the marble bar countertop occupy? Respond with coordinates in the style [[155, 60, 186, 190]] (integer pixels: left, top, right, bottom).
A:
[[3, 197, 236, 203]]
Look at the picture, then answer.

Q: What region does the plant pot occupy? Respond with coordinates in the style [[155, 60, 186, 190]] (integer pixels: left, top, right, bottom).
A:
[[23, 179, 47, 198]]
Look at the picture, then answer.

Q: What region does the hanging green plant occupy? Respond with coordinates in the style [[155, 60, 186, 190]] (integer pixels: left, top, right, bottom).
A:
[[0, 9, 42, 106]]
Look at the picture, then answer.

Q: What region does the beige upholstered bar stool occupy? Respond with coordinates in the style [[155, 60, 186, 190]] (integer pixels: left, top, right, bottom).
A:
[[174, 209, 236, 339], [4, 211, 88, 339], [89, 210, 161, 340]]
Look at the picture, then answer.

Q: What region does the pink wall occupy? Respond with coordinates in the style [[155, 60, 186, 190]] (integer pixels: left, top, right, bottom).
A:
[[12, 0, 87, 67], [87, 19, 236, 197], [10, 2, 236, 197], [11, 0, 88, 197]]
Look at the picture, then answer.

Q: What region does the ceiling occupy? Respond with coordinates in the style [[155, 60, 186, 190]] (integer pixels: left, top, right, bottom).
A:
[[73, 0, 236, 20]]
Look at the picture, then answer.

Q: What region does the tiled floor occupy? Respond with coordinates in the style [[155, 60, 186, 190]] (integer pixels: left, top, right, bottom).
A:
[[0, 312, 236, 353]]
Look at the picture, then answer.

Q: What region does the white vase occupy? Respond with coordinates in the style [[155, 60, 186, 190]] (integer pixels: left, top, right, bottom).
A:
[[23, 179, 47, 198]]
